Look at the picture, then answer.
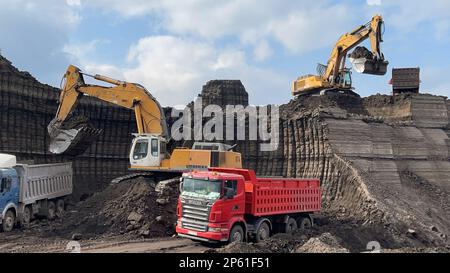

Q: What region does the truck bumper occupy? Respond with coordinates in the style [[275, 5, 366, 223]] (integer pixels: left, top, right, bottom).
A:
[[176, 226, 228, 242]]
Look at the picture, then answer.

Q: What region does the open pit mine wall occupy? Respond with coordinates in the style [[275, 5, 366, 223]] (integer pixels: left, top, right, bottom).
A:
[[240, 95, 450, 243], [0, 56, 136, 199]]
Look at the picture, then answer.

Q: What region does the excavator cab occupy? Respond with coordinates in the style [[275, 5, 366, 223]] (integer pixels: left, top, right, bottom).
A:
[[129, 134, 167, 168], [336, 69, 352, 88]]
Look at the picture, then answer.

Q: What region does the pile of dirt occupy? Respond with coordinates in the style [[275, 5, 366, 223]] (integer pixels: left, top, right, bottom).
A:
[[45, 177, 180, 240], [294, 233, 349, 253], [281, 92, 367, 119]]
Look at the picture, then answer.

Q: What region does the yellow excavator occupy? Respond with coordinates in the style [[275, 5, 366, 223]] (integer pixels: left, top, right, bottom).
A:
[[47, 65, 242, 174], [292, 14, 389, 96]]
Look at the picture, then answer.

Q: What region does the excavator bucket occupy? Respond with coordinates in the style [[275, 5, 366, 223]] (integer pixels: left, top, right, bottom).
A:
[[350, 57, 388, 75], [348, 46, 388, 75], [47, 117, 102, 156]]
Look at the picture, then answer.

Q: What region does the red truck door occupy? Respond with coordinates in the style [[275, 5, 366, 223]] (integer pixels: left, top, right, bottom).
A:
[[221, 178, 245, 225]]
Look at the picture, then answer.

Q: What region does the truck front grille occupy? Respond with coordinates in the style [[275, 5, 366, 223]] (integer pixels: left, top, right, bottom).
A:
[[181, 202, 211, 232]]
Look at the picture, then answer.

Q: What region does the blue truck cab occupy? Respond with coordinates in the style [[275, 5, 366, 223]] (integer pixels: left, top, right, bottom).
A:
[[0, 168, 20, 230]]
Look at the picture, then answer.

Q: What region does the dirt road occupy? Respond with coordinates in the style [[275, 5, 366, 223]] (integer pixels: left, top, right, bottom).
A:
[[82, 238, 210, 253], [0, 232, 210, 253]]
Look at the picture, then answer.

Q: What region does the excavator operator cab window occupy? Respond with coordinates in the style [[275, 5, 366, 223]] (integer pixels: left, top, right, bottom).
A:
[[343, 71, 352, 87], [133, 139, 149, 160], [160, 141, 166, 155], [151, 139, 159, 157]]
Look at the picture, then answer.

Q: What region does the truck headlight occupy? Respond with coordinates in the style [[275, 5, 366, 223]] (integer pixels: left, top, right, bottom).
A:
[[208, 227, 221, 232]]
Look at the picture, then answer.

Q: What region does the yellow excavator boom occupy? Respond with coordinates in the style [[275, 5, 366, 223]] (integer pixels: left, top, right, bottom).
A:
[[54, 65, 168, 138]]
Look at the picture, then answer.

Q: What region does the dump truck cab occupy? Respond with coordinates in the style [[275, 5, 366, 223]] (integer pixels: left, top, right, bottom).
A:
[[176, 170, 246, 242], [0, 168, 20, 226]]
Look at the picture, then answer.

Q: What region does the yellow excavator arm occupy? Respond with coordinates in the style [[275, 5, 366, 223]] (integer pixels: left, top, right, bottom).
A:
[[293, 14, 388, 96], [55, 65, 168, 136], [48, 65, 168, 156]]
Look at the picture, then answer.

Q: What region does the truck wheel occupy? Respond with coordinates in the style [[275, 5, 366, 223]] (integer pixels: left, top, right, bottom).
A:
[[20, 206, 32, 228], [56, 199, 65, 218], [285, 217, 298, 233], [228, 225, 244, 244], [255, 222, 270, 242], [2, 210, 16, 232], [47, 201, 56, 220], [298, 216, 312, 230]]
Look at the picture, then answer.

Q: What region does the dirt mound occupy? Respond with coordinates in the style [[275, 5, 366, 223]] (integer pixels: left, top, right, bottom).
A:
[[281, 92, 367, 119], [294, 233, 349, 253], [46, 177, 180, 239]]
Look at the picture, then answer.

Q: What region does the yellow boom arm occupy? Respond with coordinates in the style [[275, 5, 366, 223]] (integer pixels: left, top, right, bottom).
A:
[[325, 14, 385, 81], [55, 65, 168, 138]]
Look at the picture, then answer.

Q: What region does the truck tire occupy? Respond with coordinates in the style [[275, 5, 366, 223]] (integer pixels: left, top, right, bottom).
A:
[[2, 210, 16, 232], [228, 225, 244, 244], [297, 216, 312, 230], [56, 199, 65, 218], [20, 206, 32, 228], [47, 201, 56, 220], [285, 217, 298, 233], [255, 222, 270, 242]]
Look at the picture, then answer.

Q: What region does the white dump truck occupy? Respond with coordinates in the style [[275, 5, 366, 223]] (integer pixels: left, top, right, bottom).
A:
[[0, 154, 73, 232]]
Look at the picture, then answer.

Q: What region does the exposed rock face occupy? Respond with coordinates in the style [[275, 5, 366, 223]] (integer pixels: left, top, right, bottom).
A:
[[199, 80, 249, 107], [234, 93, 450, 247]]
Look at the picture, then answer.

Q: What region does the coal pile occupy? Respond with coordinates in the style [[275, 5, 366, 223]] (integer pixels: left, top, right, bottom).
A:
[[45, 177, 180, 239]]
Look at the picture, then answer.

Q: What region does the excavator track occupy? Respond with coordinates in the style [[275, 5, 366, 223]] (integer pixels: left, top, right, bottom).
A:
[[295, 88, 360, 98]]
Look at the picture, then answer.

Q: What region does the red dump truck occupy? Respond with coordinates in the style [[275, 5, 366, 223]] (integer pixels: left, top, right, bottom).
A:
[[176, 168, 321, 243]]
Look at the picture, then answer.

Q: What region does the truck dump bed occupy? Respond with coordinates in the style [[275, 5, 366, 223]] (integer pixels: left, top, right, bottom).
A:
[[245, 177, 321, 217], [13, 162, 73, 204]]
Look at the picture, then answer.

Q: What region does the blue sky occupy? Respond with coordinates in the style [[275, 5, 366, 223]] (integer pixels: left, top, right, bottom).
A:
[[1, 0, 450, 106]]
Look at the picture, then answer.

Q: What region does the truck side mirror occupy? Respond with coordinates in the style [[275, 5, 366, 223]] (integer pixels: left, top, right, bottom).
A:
[[179, 181, 183, 192]]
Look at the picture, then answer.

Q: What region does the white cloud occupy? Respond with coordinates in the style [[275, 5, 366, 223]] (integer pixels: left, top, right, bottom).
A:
[[367, 0, 381, 6], [267, 4, 352, 54], [82, 35, 288, 106], [66, 0, 81, 6], [85, 0, 354, 55], [63, 39, 109, 62], [379, 0, 450, 34], [253, 41, 273, 62]]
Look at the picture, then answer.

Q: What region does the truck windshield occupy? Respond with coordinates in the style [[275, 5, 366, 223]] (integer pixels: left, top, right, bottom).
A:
[[181, 178, 222, 200]]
